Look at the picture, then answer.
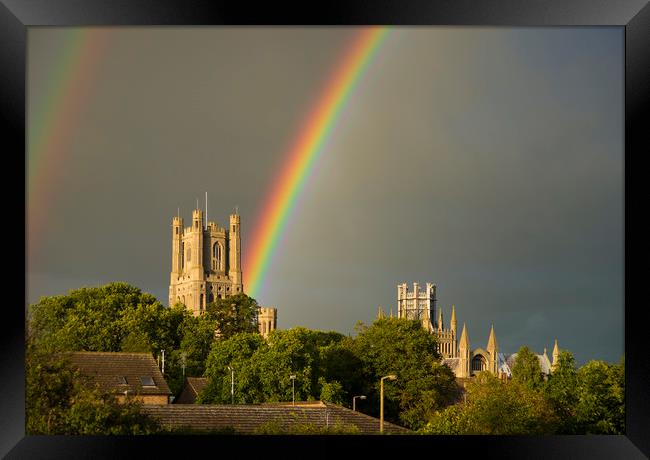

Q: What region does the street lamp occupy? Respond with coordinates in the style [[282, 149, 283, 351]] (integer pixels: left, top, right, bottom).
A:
[[352, 395, 366, 412], [380, 374, 397, 433], [227, 366, 234, 405], [289, 374, 296, 406]]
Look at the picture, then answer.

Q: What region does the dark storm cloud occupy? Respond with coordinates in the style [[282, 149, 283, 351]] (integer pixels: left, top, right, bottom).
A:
[[27, 27, 623, 365]]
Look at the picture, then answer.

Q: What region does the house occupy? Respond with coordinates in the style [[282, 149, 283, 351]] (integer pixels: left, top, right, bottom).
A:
[[67, 352, 172, 404], [142, 401, 410, 434]]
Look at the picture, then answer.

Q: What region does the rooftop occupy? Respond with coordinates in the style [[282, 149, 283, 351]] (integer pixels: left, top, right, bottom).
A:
[[67, 351, 171, 396], [143, 401, 410, 434]]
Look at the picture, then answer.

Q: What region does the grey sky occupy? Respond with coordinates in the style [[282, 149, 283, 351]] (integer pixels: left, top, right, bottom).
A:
[[27, 27, 623, 365]]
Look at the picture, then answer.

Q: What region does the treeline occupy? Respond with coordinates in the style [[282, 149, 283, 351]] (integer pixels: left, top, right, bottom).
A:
[[27, 282, 624, 435]]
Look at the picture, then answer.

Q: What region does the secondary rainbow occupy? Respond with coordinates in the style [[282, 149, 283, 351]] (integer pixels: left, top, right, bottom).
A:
[[244, 27, 389, 299], [28, 29, 109, 257]]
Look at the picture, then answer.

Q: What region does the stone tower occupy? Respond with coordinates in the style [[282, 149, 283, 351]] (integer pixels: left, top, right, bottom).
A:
[[397, 282, 436, 332], [258, 307, 277, 339], [169, 208, 243, 316]]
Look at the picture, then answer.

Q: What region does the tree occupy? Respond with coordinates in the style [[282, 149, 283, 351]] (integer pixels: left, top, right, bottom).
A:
[[198, 332, 266, 404], [352, 318, 458, 430], [511, 345, 544, 390], [422, 372, 558, 435], [544, 350, 580, 433], [575, 358, 625, 434], [199, 328, 351, 405], [28, 282, 187, 355], [318, 377, 345, 405], [205, 293, 260, 339]]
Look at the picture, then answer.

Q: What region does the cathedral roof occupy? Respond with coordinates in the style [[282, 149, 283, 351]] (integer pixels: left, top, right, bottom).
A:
[[442, 357, 460, 372], [504, 352, 553, 375]]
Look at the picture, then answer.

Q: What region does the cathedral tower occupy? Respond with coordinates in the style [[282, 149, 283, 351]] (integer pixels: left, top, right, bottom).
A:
[[169, 207, 244, 316], [397, 282, 436, 332]]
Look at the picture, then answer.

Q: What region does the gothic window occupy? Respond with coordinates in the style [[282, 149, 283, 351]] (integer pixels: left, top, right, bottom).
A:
[[208, 293, 214, 303], [200, 294, 204, 310], [471, 355, 487, 372], [213, 243, 222, 271], [186, 245, 191, 263]]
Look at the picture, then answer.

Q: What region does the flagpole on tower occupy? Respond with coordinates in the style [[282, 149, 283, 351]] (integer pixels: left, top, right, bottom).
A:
[[205, 192, 208, 230]]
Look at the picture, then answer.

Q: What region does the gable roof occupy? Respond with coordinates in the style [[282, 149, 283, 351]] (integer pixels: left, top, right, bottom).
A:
[[67, 352, 171, 396], [142, 401, 410, 434], [175, 377, 210, 404], [186, 377, 209, 395]]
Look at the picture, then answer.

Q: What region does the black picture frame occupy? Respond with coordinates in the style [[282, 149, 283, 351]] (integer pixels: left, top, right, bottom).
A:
[[4, 0, 648, 458]]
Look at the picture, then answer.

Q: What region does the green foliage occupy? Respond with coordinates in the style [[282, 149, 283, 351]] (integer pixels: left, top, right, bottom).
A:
[[28, 282, 188, 355], [544, 350, 580, 433], [253, 420, 361, 435], [511, 346, 544, 390], [422, 372, 558, 435], [575, 358, 625, 434], [206, 293, 260, 339], [199, 328, 348, 405], [198, 332, 265, 404], [120, 330, 152, 352], [351, 318, 457, 430], [319, 377, 345, 405]]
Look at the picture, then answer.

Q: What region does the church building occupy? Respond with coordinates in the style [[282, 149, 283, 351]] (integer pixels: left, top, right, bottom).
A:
[[387, 282, 557, 380], [168, 206, 277, 337]]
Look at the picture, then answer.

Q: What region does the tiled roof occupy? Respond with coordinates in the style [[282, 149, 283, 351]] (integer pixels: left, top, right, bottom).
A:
[[142, 401, 410, 434], [67, 352, 171, 396], [187, 377, 209, 395], [442, 357, 459, 371], [175, 377, 210, 404]]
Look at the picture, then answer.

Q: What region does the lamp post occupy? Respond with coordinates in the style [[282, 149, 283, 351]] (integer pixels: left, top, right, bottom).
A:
[[289, 374, 296, 406], [229, 367, 235, 404], [380, 374, 397, 433], [352, 395, 366, 412]]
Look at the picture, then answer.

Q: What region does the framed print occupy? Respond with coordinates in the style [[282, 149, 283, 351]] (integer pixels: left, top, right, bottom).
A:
[[3, 0, 649, 457]]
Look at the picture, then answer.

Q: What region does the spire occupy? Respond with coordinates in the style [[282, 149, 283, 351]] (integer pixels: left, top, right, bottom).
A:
[[450, 305, 457, 333], [459, 323, 469, 348], [377, 306, 385, 320], [389, 306, 394, 318], [438, 307, 443, 331], [552, 338, 560, 369], [487, 324, 497, 352]]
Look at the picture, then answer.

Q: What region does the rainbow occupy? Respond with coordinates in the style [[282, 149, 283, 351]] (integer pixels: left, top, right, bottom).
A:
[[27, 29, 109, 258], [244, 27, 389, 299]]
